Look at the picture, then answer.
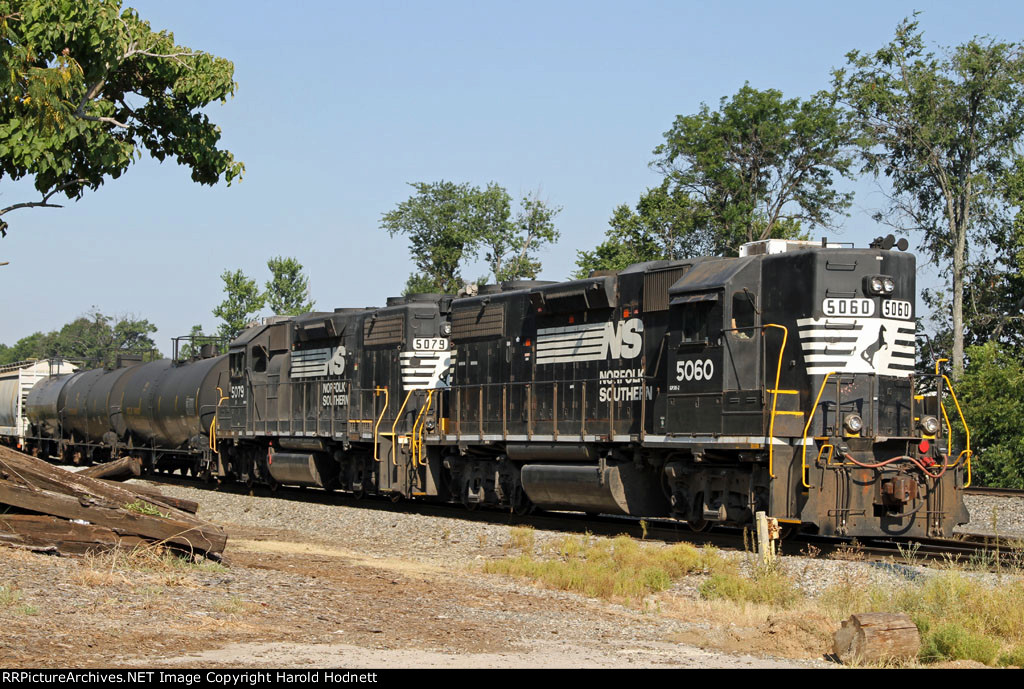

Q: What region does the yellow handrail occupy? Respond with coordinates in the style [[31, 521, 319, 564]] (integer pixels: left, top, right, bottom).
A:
[[372, 387, 389, 463], [389, 390, 415, 465], [209, 387, 229, 454], [411, 389, 435, 467], [934, 359, 973, 486], [941, 374, 972, 486], [762, 324, 788, 480], [801, 372, 836, 489]]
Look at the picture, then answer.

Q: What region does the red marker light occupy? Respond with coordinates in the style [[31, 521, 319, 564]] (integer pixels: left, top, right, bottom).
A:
[[918, 439, 930, 454], [623, 308, 631, 318]]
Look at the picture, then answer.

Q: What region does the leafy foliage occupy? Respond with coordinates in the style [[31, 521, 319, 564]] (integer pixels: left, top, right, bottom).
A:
[[834, 17, 1024, 377], [0, 308, 159, 367], [653, 84, 854, 252], [0, 0, 243, 235], [265, 256, 315, 316], [212, 269, 264, 341], [479, 188, 560, 283], [176, 324, 224, 360], [947, 342, 1024, 488], [382, 181, 560, 294]]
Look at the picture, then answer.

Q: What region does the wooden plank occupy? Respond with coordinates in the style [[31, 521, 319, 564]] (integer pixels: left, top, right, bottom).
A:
[[0, 514, 149, 555], [79, 457, 142, 481], [0, 481, 226, 556], [0, 446, 197, 523], [105, 482, 199, 514]]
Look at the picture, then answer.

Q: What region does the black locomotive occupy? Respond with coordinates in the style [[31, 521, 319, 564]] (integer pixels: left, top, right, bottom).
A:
[[10, 238, 972, 538]]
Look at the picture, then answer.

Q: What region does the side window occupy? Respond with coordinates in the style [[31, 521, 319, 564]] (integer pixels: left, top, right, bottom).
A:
[[251, 345, 268, 373], [681, 302, 714, 343], [730, 291, 756, 339], [230, 352, 244, 377]]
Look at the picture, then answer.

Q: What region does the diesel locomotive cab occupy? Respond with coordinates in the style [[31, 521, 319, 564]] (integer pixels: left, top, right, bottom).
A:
[[655, 239, 967, 538], [760, 240, 965, 537]]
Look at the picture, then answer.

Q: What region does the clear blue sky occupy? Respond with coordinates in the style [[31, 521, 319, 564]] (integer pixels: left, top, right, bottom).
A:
[[2, 1, 1021, 350]]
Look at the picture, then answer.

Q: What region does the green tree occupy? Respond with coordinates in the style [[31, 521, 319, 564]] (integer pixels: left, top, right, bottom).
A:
[[213, 269, 264, 340], [834, 18, 1024, 378], [0, 330, 53, 365], [949, 342, 1024, 488], [0, 309, 158, 367], [0, 0, 243, 236], [382, 181, 482, 294], [50, 310, 159, 367], [382, 181, 560, 293], [479, 188, 561, 283], [574, 183, 712, 277], [265, 256, 315, 316], [653, 84, 855, 254]]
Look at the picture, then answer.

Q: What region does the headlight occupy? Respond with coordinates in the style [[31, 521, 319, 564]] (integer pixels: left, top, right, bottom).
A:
[[440, 322, 452, 337], [870, 277, 884, 293], [882, 277, 895, 293], [920, 416, 940, 435], [844, 414, 864, 434]]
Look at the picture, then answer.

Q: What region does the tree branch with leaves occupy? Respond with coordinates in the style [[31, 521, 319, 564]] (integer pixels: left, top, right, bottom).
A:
[[0, 0, 243, 235]]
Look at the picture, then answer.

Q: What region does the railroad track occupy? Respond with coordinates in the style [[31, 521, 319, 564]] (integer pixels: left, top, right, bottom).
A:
[[963, 485, 1024, 499], [134, 469, 1024, 572]]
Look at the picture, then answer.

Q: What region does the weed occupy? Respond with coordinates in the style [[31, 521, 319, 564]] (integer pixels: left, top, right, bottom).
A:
[[833, 538, 865, 561], [213, 595, 258, 617], [123, 500, 169, 518], [76, 544, 225, 588], [639, 519, 648, 540], [508, 526, 534, 553], [485, 534, 720, 604], [920, 623, 1000, 665], [477, 532, 488, 548], [0, 583, 38, 616], [897, 541, 922, 568], [997, 644, 1024, 668], [699, 560, 802, 608]]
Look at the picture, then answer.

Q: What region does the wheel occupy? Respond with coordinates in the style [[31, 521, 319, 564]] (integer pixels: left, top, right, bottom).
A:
[[686, 518, 710, 532]]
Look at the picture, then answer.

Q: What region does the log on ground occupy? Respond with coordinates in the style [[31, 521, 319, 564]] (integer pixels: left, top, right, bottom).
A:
[[832, 612, 921, 664], [78, 457, 142, 481]]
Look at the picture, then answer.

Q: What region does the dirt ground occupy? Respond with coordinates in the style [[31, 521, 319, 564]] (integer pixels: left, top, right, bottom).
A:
[[0, 489, 832, 669]]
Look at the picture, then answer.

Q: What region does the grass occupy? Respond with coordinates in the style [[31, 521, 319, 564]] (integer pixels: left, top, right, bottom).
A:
[[486, 531, 732, 604], [699, 559, 802, 609], [74, 544, 226, 588], [821, 566, 1024, 666], [483, 527, 1024, 667], [212, 595, 259, 617], [0, 583, 38, 616]]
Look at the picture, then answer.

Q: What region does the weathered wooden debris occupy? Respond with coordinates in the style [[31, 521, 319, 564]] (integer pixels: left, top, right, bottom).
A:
[[832, 612, 921, 664], [0, 445, 225, 559], [0, 514, 149, 555], [78, 456, 141, 481], [105, 481, 200, 515]]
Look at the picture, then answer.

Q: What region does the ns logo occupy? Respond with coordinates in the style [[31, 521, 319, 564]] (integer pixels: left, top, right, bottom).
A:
[[328, 346, 347, 375], [601, 318, 644, 359]]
